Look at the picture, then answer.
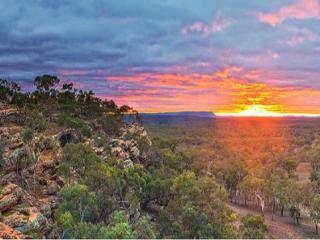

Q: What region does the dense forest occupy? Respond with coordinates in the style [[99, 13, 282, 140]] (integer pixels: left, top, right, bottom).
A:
[[1, 75, 320, 239]]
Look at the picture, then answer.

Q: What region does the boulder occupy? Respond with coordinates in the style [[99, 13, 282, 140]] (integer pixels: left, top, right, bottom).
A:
[[0, 222, 29, 239], [3, 207, 47, 234], [8, 147, 29, 168], [130, 146, 140, 159], [111, 146, 130, 159], [9, 141, 23, 150], [0, 183, 23, 212]]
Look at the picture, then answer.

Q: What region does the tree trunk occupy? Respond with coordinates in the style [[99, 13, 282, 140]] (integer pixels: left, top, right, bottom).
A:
[[316, 224, 318, 235], [272, 201, 275, 221], [281, 206, 284, 216], [244, 196, 247, 207]]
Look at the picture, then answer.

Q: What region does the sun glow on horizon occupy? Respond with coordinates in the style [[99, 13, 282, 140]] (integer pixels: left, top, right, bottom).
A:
[[235, 105, 282, 117], [217, 105, 320, 117]]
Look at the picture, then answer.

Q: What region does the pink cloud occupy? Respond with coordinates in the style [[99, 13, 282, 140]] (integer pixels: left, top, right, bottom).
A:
[[258, 0, 320, 26], [182, 13, 232, 35], [286, 26, 318, 46]]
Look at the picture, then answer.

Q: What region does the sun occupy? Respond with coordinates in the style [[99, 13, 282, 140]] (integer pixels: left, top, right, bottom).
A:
[[236, 105, 282, 117]]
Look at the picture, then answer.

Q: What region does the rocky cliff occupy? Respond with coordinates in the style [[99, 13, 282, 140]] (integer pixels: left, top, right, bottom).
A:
[[0, 110, 151, 238]]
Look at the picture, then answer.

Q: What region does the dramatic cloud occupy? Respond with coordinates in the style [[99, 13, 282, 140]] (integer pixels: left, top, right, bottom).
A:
[[258, 0, 320, 26], [0, 0, 320, 114]]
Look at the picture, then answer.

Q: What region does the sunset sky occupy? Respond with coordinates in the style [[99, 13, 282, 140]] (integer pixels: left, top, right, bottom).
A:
[[1, 0, 320, 115]]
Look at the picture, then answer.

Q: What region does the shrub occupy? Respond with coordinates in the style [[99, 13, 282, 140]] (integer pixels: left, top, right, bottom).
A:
[[0, 140, 5, 166], [99, 116, 122, 135], [57, 114, 85, 129], [23, 128, 33, 143], [58, 143, 100, 177], [26, 110, 47, 131], [57, 184, 99, 222], [240, 214, 267, 239], [81, 125, 92, 138], [93, 132, 106, 148], [105, 211, 137, 239]]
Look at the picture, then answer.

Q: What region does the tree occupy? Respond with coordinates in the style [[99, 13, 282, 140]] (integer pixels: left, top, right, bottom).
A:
[[308, 145, 320, 192], [62, 83, 74, 91], [287, 179, 303, 225], [34, 75, 60, 92], [58, 143, 100, 177], [159, 171, 237, 239], [134, 216, 157, 239], [84, 164, 121, 221], [61, 220, 110, 239], [214, 158, 247, 200], [240, 214, 267, 239], [281, 155, 298, 177], [26, 109, 47, 131], [311, 195, 320, 234], [57, 184, 99, 222], [105, 211, 137, 239], [239, 175, 264, 207], [267, 174, 290, 217]]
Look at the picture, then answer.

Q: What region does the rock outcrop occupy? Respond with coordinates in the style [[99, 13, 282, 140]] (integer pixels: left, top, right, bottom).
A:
[[0, 104, 151, 238], [108, 123, 152, 167], [0, 104, 25, 125]]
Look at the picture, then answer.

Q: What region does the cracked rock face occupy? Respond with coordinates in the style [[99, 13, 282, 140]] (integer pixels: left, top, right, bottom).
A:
[[0, 114, 151, 238], [0, 183, 23, 212]]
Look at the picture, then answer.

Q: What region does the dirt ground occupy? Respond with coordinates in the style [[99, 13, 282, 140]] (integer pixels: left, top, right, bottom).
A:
[[228, 202, 319, 239], [296, 162, 312, 181]]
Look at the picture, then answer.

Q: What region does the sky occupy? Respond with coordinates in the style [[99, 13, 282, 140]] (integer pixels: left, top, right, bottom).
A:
[[1, 0, 320, 115]]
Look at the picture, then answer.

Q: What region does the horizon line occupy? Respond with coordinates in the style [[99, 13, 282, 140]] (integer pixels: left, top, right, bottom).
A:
[[139, 111, 320, 117]]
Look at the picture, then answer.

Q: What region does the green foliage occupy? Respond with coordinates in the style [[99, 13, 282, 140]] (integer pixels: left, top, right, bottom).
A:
[[57, 114, 85, 129], [59, 143, 100, 177], [105, 211, 137, 239], [121, 163, 148, 199], [26, 110, 47, 131], [34, 75, 60, 92], [134, 216, 157, 239], [57, 184, 99, 222], [93, 132, 107, 148], [0, 140, 5, 166], [311, 195, 320, 224], [81, 125, 92, 138], [308, 145, 320, 192], [158, 170, 235, 238], [281, 155, 298, 177], [36, 136, 55, 151], [64, 221, 110, 239], [11, 147, 33, 172], [26, 230, 43, 239], [99, 116, 122, 135], [84, 164, 120, 217], [214, 158, 247, 197], [156, 137, 177, 152], [23, 128, 33, 143], [267, 174, 290, 211], [240, 214, 267, 239]]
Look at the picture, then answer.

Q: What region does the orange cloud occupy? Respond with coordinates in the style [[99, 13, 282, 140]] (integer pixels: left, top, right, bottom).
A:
[[258, 0, 320, 26], [105, 67, 320, 115]]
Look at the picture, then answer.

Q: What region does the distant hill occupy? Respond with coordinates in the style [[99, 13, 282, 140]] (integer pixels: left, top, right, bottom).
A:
[[141, 111, 215, 118]]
